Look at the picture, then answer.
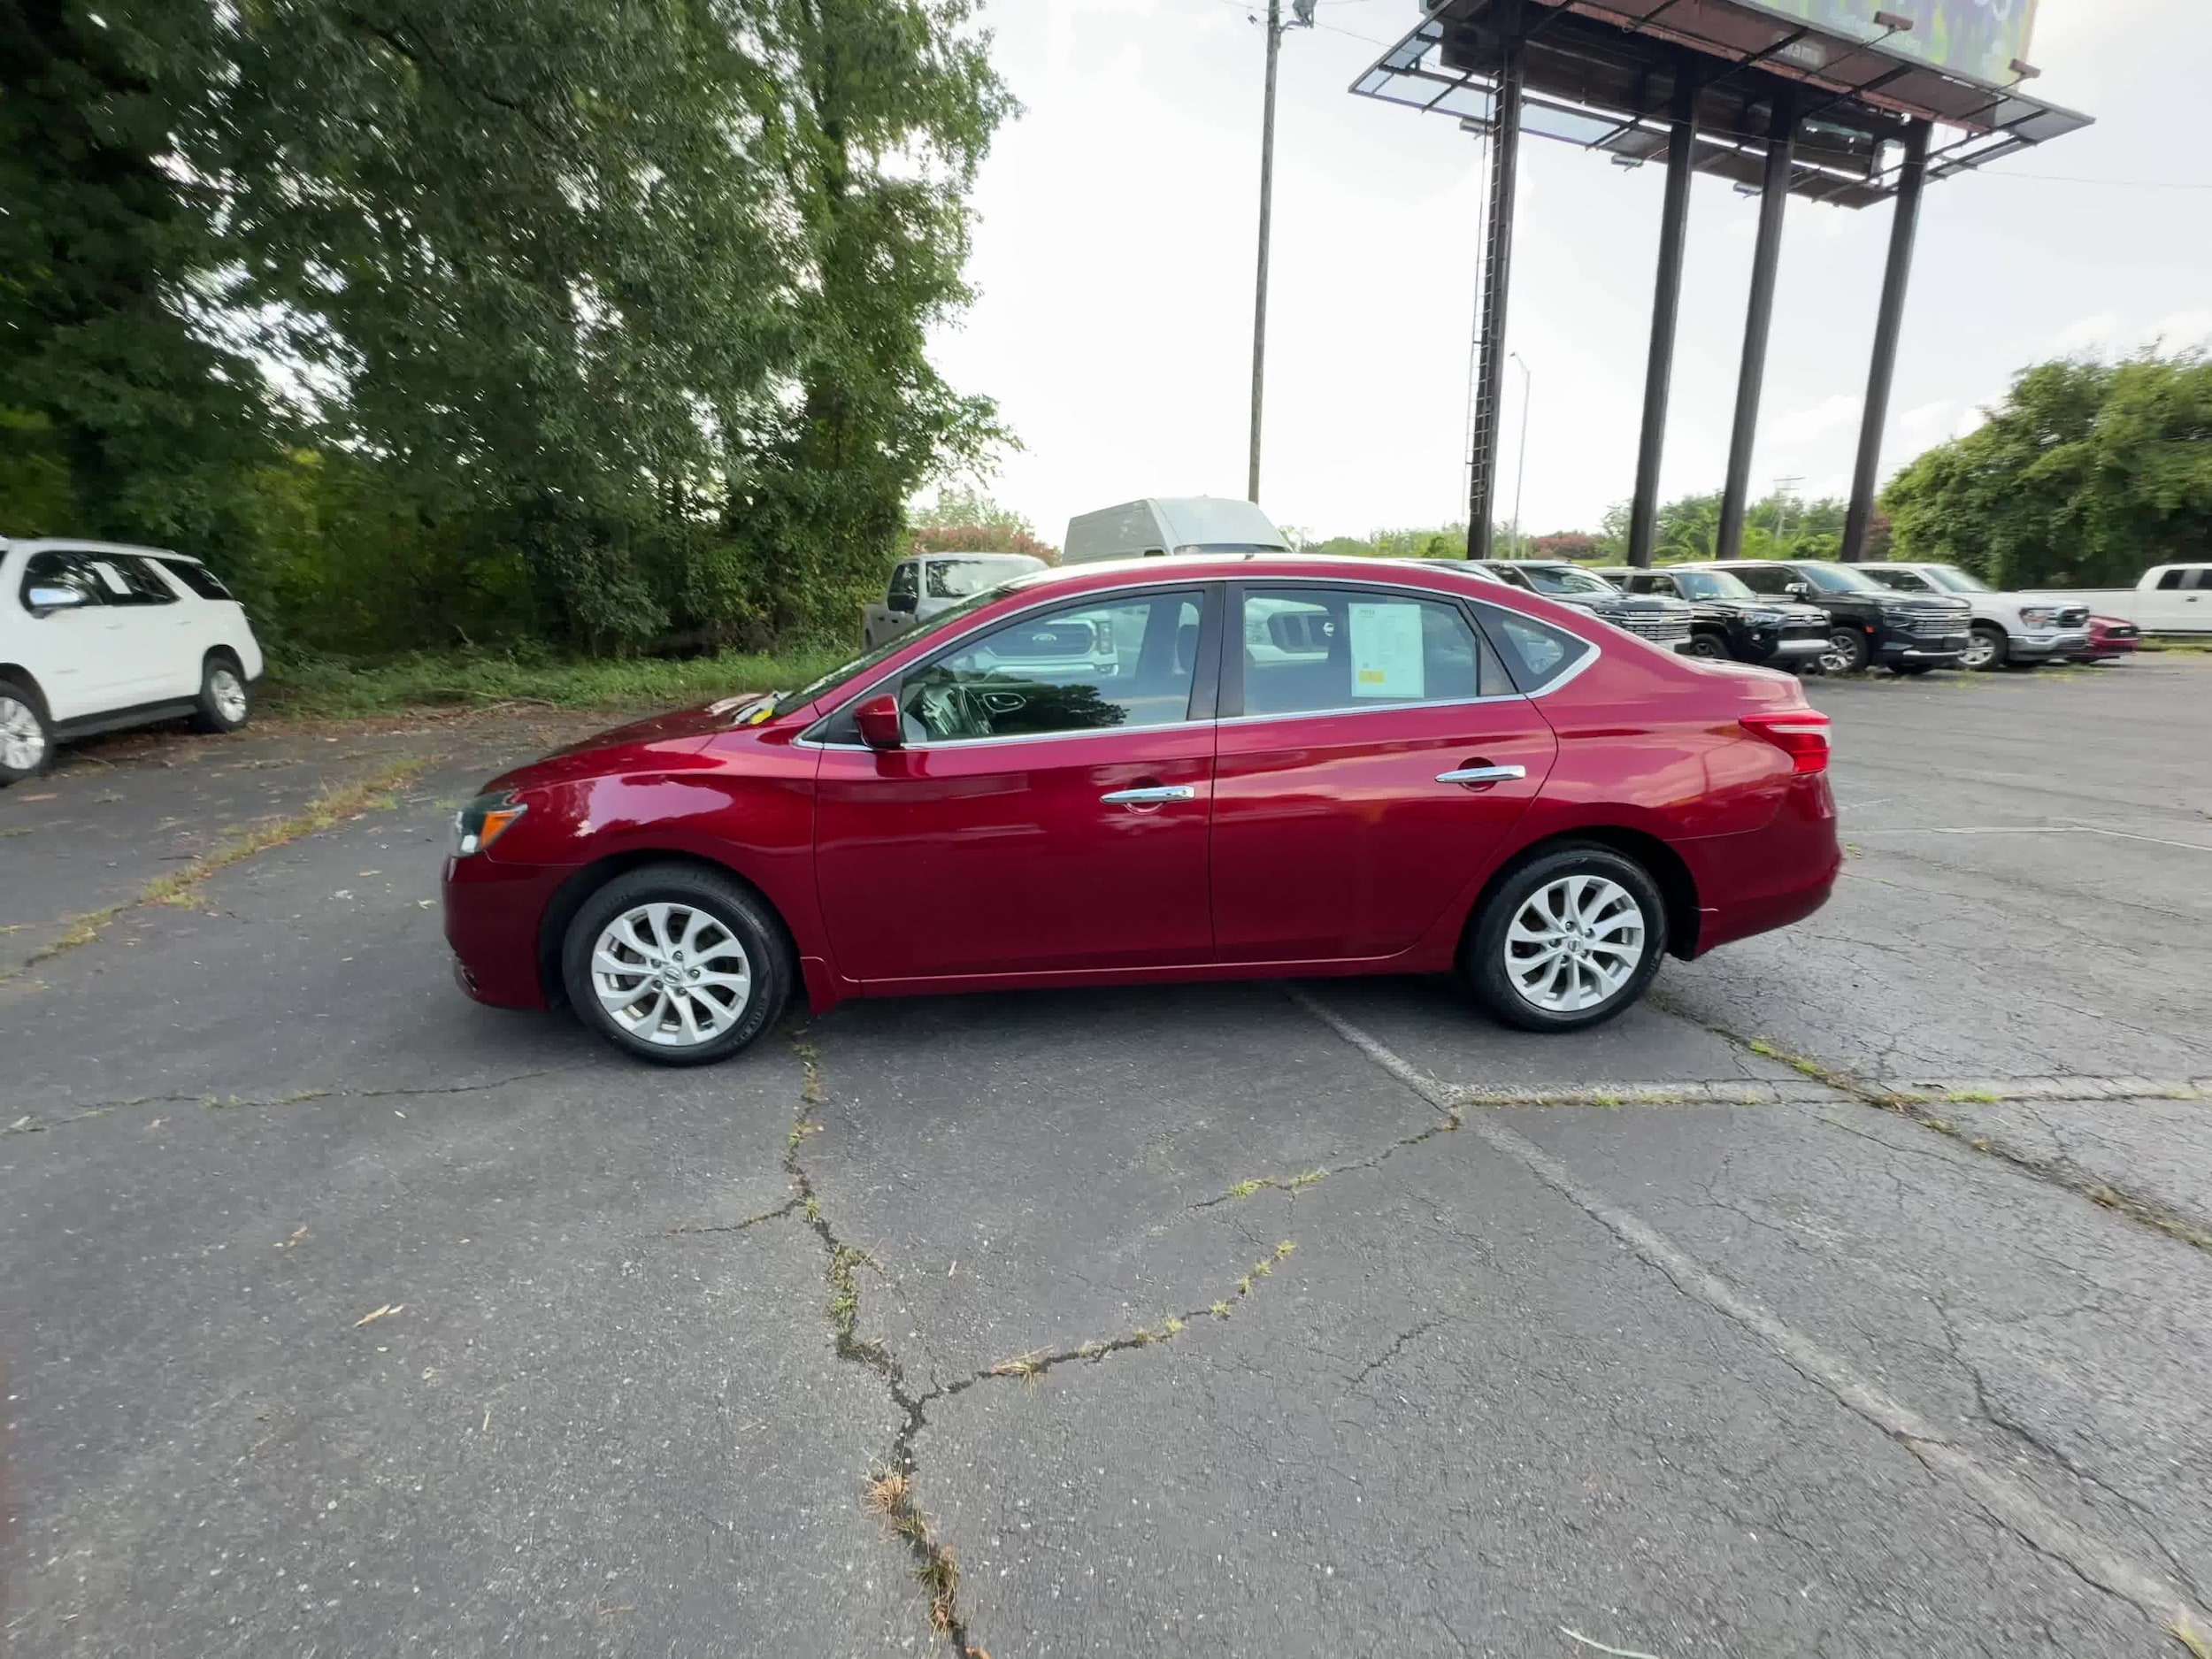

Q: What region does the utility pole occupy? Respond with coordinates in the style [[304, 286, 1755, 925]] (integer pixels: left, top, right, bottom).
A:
[[1509, 352, 1532, 557], [1248, 0, 1314, 504]]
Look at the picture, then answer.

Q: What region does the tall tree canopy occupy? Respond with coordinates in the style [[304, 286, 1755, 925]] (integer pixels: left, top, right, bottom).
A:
[[3, 0, 1012, 654], [1883, 352, 2212, 588]]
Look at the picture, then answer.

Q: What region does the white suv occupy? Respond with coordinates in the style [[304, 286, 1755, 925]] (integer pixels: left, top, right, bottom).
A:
[[0, 538, 266, 785]]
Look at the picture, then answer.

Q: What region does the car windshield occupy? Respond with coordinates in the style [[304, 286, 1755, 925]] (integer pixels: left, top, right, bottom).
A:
[[925, 556, 1043, 598], [1519, 565, 1614, 596], [1670, 569, 1755, 600], [1795, 562, 1885, 595], [770, 588, 1007, 717], [1924, 565, 1993, 595]]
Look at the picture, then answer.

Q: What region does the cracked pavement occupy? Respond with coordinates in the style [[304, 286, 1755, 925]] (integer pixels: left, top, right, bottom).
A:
[[4, 660, 2210, 1655]]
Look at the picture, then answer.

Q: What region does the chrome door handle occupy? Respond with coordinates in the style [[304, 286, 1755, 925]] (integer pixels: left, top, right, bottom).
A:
[[1101, 785, 1197, 806], [1436, 765, 1526, 786]]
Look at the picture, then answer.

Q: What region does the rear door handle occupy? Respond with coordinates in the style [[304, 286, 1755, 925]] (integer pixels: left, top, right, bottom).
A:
[[1437, 765, 1527, 786], [1101, 785, 1197, 806]]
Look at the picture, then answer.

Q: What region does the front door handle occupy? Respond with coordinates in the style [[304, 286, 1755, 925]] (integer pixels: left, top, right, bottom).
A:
[[1101, 785, 1197, 807], [1437, 764, 1527, 787]]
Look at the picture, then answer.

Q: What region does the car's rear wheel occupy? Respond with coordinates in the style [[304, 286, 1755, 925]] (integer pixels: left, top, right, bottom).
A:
[[1962, 625, 2007, 672], [0, 678, 53, 787], [1818, 628, 1870, 675], [561, 864, 790, 1065], [189, 653, 252, 733], [1465, 846, 1668, 1033]]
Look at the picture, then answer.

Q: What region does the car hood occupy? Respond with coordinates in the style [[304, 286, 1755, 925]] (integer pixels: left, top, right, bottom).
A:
[[484, 698, 771, 795]]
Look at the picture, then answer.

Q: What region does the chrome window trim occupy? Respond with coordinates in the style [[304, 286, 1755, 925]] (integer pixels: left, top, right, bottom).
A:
[[796, 571, 1601, 749]]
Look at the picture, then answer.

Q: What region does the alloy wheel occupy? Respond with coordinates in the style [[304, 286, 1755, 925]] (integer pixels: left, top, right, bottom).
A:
[[210, 667, 249, 723], [1961, 632, 2000, 671], [1819, 630, 1863, 675], [589, 902, 753, 1048], [0, 695, 46, 772], [1503, 874, 1646, 1014]]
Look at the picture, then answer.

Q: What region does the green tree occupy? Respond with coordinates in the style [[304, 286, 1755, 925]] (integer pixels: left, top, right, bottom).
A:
[[1883, 352, 2212, 588], [0, 2, 265, 546]]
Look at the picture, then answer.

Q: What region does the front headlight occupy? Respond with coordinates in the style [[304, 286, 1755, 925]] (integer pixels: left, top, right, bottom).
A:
[[2018, 606, 2055, 626], [453, 791, 527, 857]]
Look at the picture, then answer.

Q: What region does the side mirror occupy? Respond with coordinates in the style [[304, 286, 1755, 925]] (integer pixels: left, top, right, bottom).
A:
[[27, 585, 88, 613], [1785, 582, 1811, 599], [888, 592, 917, 615], [855, 693, 903, 751]]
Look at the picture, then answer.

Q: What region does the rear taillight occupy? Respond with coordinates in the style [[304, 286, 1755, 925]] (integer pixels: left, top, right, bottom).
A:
[[1740, 709, 1832, 775]]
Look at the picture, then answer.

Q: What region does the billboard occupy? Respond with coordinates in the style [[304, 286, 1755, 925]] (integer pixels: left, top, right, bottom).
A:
[[1743, 0, 2040, 89]]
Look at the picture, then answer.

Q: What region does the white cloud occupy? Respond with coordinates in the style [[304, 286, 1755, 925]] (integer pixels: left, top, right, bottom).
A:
[[2045, 311, 2124, 354], [2144, 310, 2212, 349], [1770, 395, 1861, 447]]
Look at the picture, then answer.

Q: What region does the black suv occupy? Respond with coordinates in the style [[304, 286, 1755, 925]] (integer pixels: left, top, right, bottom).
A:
[[1472, 560, 1694, 653], [1592, 566, 1828, 668], [1688, 560, 1971, 674]]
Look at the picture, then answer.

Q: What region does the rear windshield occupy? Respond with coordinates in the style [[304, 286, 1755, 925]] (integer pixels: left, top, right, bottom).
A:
[[1796, 562, 1884, 595], [1517, 565, 1614, 597], [924, 557, 1043, 599]]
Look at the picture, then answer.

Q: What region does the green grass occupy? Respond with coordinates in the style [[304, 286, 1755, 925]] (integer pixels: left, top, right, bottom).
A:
[[260, 645, 854, 718]]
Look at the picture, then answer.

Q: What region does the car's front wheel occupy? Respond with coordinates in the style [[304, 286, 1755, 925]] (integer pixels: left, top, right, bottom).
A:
[[561, 863, 790, 1065], [1961, 625, 2008, 672], [1819, 627, 1870, 675], [1686, 631, 1732, 660], [1466, 846, 1667, 1033], [189, 653, 253, 733], [0, 678, 54, 787]]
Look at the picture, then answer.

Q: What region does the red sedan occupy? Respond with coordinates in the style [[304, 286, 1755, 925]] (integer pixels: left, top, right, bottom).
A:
[[443, 556, 1840, 1064]]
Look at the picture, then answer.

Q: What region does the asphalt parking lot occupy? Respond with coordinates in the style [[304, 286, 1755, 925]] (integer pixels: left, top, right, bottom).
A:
[[5, 658, 2210, 1657]]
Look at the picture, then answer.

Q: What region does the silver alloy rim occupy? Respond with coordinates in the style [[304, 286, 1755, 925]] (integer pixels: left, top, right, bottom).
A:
[[1504, 874, 1646, 1014], [210, 667, 249, 723], [0, 696, 45, 772], [1820, 631, 1860, 675], [591, 902, 752, 1047], [1962, 633, 1998, 670]]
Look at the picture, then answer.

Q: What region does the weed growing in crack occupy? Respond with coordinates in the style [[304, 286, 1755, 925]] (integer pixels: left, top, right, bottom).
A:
[[864, 1470, 967, 1641], [1223, 1177, 1271, 1200], [1286, 1169, 1326, 1191]]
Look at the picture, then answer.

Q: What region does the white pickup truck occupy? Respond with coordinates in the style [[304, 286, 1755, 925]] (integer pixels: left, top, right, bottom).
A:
[[2024, 563, 2212, 636], [860, 552, 1048, 649]]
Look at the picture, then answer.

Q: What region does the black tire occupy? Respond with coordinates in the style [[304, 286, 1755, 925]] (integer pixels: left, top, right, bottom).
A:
[[1962, 624, 2008, 673], [1464, 844, 1669, 1034], [0, 676, 55, 787], [1686, 631, 1732, 660], [1820, 627, 1870, 676], [561, 863, 791, 1066], [188, 652, 253, 733]]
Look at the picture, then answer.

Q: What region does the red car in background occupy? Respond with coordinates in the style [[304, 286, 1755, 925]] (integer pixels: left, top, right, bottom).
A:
[[442, 556, 1841, 1065], [2074, 615, 2141, 663]]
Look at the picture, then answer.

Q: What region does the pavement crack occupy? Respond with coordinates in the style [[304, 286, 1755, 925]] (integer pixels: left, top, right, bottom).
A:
[[0, 752, 440, 981], [1649, 995, 2212, 1255], [1344, 1318, 1440, 1390], [667, 1197, 803, 1237]]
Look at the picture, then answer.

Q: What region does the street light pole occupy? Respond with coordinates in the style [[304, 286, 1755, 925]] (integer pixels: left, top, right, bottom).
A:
[[1509, 351, 1532, 557], [1248, 0, 1313, 505]]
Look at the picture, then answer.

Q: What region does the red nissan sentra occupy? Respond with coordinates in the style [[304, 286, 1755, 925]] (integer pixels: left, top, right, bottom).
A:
[[443, 555, 1839, 1065]]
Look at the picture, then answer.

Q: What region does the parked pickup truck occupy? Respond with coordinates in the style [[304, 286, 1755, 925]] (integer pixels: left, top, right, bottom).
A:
[[1472, 560, 1695, 654], [1861, 562, 2089, 671], [861, 552, 1048, 649], [2022, 564, 2212, 637]]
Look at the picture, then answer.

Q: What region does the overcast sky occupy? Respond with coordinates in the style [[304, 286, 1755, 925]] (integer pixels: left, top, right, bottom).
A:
[[925, 0, 2212, 545]]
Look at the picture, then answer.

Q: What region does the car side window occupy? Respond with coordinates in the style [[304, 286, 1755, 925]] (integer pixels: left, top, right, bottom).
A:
[[899, 589, 1204, 742], [160, 558, 234, 601], [1649, 574, 1680, 599], [1238, 587, 1490, 718], [888, 562, 919, 602], [21, 550, 110, 609], [97, 556, 180, 607], [2156, 569, 2185, 590], [1731, 566, 1790, 596], [1477, 603, 1594, 693], [2185, 568, 2212, 591]]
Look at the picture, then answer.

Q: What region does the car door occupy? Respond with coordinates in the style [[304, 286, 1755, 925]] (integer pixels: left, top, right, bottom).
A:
[[107, 554, 203, 697], [2145, 565, 2212, 632], [814, 583, 1219, 983], [15, 550, 128, 719], [1210, 581, 1559, 964]]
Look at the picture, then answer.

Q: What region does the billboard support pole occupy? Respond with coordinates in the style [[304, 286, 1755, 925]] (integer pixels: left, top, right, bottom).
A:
[[1718, 88, 1796, 563], [1467, 8, 1525, 560], [1627, 63, 1700, 570], [1842, 118, 1931, 564]]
